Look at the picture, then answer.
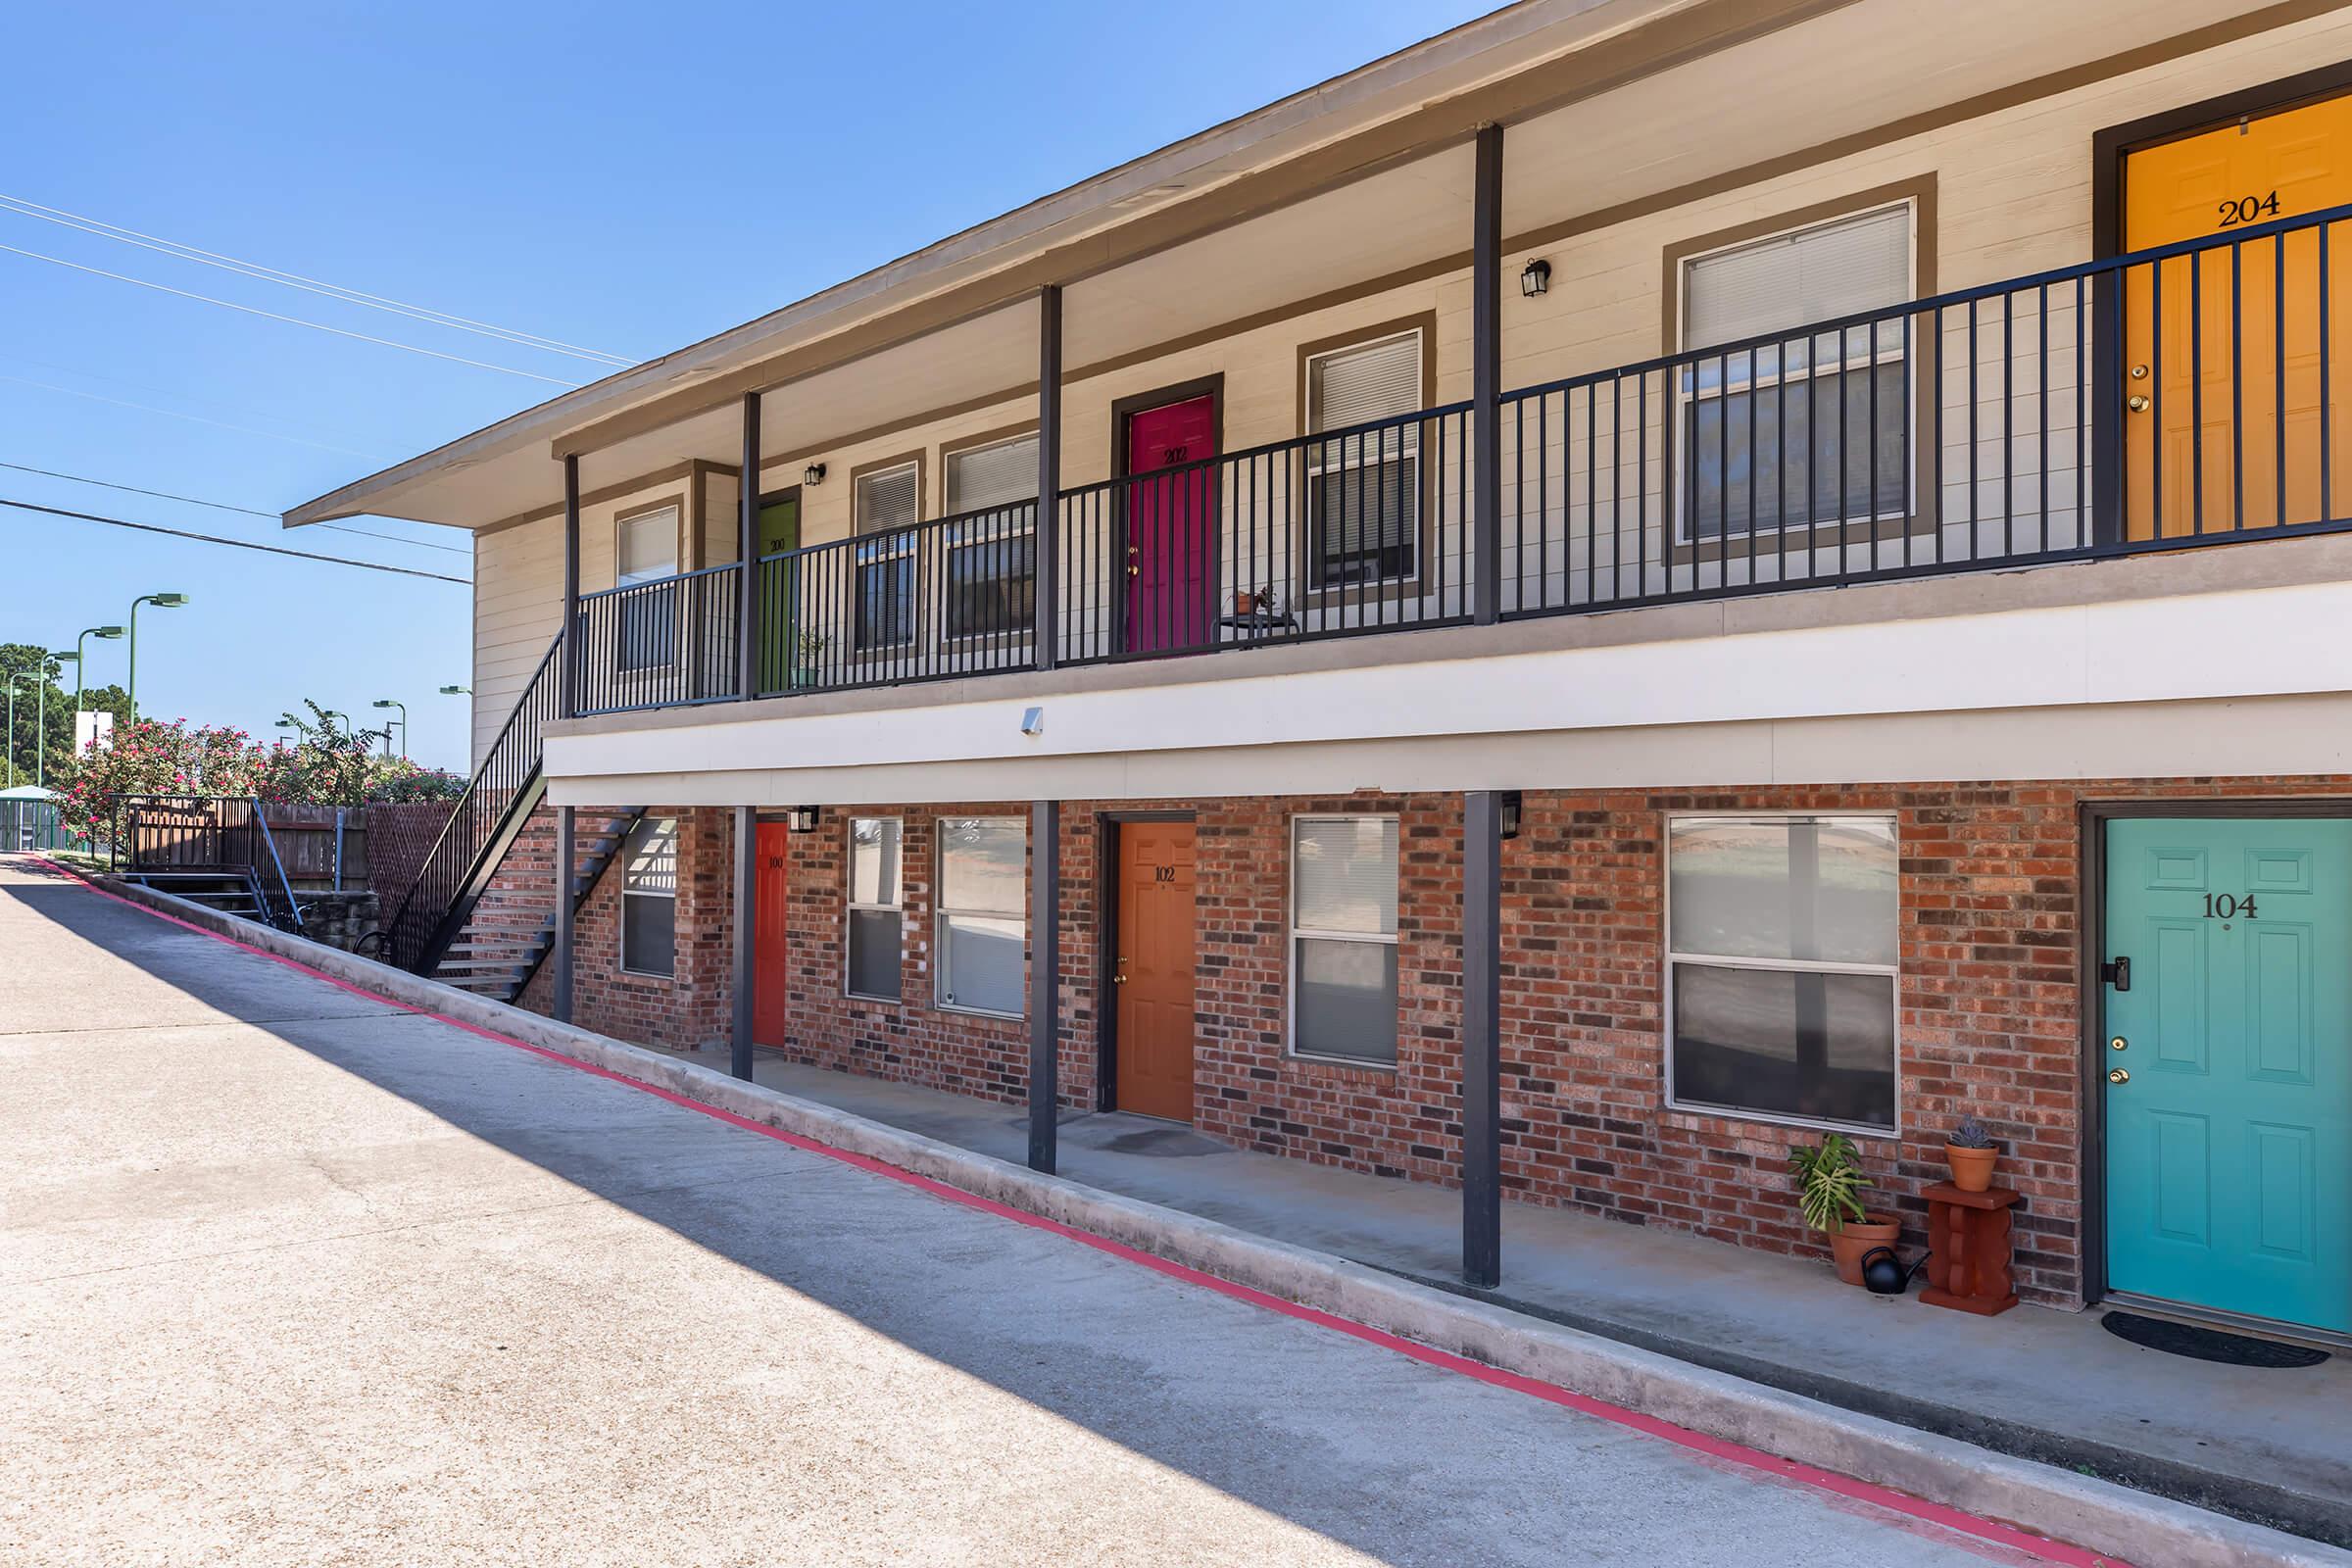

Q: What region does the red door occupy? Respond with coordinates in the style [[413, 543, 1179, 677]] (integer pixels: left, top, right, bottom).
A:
[[1123, 394, 1216, 654], [753, 821, 792, 1046]]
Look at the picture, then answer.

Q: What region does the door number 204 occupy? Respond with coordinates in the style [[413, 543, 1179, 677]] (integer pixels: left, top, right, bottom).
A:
[[2217, 190, 2281, 227], [2202, 893, 2259, 919]]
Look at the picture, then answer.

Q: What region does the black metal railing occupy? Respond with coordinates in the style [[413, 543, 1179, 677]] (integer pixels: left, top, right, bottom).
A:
[[575, 564, 742, 715], [560, 202, 2352, 709], [109, 793, 306, 930], [382, 632, 564, 970], [744, 498, 1040, 696]]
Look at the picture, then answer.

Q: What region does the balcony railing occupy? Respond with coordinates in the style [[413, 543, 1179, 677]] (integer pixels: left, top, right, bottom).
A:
[[565, 202, 2352, 715]]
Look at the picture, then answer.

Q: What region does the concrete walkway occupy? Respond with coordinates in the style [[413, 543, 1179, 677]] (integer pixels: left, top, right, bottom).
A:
[[658, 1046, 2352, 1546], [0, 857, 2062, 1567]]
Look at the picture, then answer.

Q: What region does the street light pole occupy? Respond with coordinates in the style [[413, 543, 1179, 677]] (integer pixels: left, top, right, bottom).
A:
[[6, 671, 35, 789], [72, 626, 125, 756], [371, 699, 408, 758], [126, 594, 188, 721]]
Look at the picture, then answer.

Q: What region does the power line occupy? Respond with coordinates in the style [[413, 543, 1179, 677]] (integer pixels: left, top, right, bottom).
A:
[[0, 461, 472, 556], [0, 241, 584, 387], [2, 496, 468, 584], [0, 193, 635, 368]]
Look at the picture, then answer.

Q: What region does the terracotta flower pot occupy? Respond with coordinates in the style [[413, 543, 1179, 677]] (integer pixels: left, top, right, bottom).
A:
[[1945, 1143, 1999, 1193], [1828, 1211, 1901, 1286]]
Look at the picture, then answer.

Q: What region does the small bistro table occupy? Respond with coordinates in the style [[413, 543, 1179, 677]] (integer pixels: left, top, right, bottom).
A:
[[1920, 1183, 2022, 1316]]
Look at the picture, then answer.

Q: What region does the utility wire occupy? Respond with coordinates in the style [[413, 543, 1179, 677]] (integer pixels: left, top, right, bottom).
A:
[[0, 461, 472, 556], [0, 241, 584, 386], [0, 193, 634, 368], [2, 496, 468, 584]]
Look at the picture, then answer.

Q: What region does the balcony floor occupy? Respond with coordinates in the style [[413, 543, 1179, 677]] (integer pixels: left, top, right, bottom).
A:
[[649, 1043, 2352, 1548]]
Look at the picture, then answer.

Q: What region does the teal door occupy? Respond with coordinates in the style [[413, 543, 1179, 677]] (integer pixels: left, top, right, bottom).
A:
[[2104, 817, 2351, 1334]]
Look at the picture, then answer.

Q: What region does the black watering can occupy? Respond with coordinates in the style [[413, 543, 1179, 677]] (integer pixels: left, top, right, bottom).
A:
[[1859, 1246, 1931, 1296]]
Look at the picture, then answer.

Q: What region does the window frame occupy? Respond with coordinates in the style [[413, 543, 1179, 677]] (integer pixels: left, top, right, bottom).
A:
[[934, 814, 1027, 1020], [612, 500, 684, 674], [1285, 810, 1400, 1068], [617, 813, 679, 980], [844, 814, 905, 1004], [852, 455, 923, 652], [941, 428, 1040, 645], [1660, 809, 1902, 1138], [1301, 326, 1427, 593], [1669, 199, 1920, 552]]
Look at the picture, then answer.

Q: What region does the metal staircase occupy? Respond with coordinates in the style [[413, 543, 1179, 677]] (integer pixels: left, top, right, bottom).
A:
[[434, 807, 644, 1002]]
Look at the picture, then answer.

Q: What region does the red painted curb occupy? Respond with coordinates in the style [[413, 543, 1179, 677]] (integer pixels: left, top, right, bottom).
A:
[[41, 856, 2134, 1567]]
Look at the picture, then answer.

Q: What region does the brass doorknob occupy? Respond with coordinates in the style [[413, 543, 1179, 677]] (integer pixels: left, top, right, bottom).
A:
[[2109, 1066, 2131, 1084], [2128, 395, 2151, 413], [1112, 956, 1130, 985]]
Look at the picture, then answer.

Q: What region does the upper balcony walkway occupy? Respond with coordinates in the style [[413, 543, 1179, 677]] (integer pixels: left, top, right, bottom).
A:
[[568, 203, 2352, 719]]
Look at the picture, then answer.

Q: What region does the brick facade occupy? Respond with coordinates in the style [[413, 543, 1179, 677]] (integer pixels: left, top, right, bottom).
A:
[[508, 775, 2352, 1308]]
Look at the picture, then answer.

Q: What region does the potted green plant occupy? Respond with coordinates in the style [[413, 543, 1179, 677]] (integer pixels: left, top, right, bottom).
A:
[[1944, 1116, 2000, 1193], [1788, 1133, 1899, 1286], [790, 627, 829, 690]]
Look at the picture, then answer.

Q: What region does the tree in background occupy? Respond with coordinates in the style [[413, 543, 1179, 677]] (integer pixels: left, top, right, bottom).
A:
[[53, 700, 463, 844], [0, 642, 72, 788]]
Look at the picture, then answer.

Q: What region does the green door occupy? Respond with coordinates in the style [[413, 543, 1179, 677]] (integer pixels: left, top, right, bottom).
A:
[[2103, 817, 2352, 1333], [756, 494, 800, 694]]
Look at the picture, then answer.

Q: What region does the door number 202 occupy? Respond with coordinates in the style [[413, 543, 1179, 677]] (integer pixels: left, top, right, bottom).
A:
[[2202, 893, 2258, 919]]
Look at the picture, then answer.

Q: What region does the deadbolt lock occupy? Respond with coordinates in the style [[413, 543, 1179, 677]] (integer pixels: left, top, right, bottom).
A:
[[2109, 1035, 2128, 1052], [2131, 363, 2149, 379], [2109, 1066, 2131, 1085]]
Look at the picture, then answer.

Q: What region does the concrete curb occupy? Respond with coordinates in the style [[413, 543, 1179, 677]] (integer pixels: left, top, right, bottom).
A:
[[81, 869, 2351, 1568]]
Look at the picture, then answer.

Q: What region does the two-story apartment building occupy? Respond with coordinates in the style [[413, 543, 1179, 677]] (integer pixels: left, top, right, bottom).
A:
[[290, 0, 2352, 1343]]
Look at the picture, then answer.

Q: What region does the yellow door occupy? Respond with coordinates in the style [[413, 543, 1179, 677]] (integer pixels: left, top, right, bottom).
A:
[[2124, 91, 2352, 539]]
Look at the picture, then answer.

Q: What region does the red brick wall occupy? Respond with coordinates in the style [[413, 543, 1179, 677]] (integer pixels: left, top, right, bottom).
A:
[[513, 776, 2352, 1308], [514, 806, 735, 1052]]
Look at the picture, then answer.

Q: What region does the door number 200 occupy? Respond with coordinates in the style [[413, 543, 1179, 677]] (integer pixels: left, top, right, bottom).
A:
[[2202, 893, 2259, 919]]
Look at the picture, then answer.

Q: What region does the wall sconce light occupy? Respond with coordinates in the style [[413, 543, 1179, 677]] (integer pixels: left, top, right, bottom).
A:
[[803, 463, 826, 488], [785, 805, 821, 832], [1519, 259, 1551, 299], [1498, 790, 1524, 841]]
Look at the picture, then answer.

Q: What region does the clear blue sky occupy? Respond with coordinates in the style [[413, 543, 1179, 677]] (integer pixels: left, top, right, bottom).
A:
[[0, 1, 1494, 773]]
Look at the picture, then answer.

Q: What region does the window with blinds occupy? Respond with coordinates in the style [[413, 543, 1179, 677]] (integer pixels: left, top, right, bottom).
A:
[[1306, 330, 1422, 587], [854, 461, 920, 649], [846, 815, 904, 1002], [1290, 814, 1399, 1065], [945, 433, 1038, 641], [938, 816, 1025, 1017], [619, 815, 677, 978], [615, 505, 679, 671], [1679, 203, 1912, 540]]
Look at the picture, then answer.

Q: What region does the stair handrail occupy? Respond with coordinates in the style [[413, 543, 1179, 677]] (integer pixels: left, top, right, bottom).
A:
[[246, 797, 307, 932], [382, 630, 564, 971]]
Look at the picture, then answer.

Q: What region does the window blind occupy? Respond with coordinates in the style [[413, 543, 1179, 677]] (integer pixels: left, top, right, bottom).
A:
[[1309, 331, 1421, 433], [947, 434, 1038, 513], [1294, 816, 1398, 934], [616, 508, 679, 584], [1683, 205, 1910, 352], [856, 462, 920, 534]]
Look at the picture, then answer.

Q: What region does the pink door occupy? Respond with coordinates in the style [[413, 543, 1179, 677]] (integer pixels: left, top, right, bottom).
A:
[[1123, 394, 1216, 654]]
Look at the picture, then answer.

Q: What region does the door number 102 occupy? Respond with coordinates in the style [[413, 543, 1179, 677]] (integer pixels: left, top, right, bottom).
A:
[[2202, 893, 2259, 919]]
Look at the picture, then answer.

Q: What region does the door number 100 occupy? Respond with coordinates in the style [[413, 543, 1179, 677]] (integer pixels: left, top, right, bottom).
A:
[[2202, 893, 2259, 919]]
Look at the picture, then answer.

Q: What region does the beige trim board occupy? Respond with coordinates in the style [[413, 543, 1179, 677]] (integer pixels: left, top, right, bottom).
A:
[[545, 691, 2352, 808]]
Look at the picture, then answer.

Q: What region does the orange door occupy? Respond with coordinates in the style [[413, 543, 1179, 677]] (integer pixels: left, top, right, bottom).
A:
[[1113, 820, 1198, 1120], [753, 821, 792, 1046], [2124, 92, 2352, 538]]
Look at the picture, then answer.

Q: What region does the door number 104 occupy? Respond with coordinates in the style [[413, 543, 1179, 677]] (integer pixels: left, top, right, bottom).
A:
[[2202, 893, 2259, 919]]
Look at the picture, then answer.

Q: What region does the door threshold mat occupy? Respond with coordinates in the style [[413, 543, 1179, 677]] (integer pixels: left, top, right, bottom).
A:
[[2101, 1309, 2330, 1368]]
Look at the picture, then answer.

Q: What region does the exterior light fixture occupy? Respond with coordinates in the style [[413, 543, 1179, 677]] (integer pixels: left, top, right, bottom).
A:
[[1498, 790, 1524, 841], [1519, 259, 1551, 299], [126, 592, 189, 720], [785, 805, 821, 832], [438, 684, 469, 696], [803, 463, 826, 487]]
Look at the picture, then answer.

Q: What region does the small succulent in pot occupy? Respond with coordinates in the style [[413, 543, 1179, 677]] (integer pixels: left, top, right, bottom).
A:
[[1944, 1115, 2001, 1192]]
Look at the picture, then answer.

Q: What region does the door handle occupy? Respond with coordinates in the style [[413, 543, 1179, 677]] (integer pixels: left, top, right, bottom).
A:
[[2109, 1067, 2131, 1085], [2127, 395, 2151, 413], [1113, 956, 1130, 985]]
